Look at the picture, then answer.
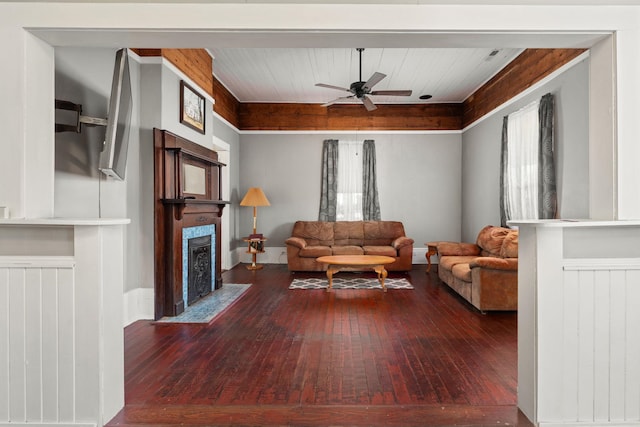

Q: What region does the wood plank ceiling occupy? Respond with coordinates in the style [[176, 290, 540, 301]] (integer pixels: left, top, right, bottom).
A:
[[135, 48, 587, 131]]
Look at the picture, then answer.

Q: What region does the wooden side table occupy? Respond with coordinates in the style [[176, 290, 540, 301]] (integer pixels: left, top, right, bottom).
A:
[[425, 242, 439, 273], [244, 237, 267, 270]]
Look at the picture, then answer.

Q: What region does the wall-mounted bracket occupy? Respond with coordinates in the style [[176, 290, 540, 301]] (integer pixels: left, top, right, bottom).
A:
[[55, 99, 107, 133]]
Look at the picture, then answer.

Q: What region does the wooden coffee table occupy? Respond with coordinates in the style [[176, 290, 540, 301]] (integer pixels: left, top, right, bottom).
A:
[[316, 255, 396, 292]]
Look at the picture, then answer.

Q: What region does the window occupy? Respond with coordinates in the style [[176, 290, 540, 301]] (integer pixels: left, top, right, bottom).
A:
[[504, 100, 540, 220], [336, 140, 363, 221], [501, 93, 556, 225]]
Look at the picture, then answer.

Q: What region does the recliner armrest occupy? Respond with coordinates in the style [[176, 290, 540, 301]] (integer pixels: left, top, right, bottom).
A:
[[437, 242, 480, 257], [285, 237, 307, 249], [469, 257, 518, 271]]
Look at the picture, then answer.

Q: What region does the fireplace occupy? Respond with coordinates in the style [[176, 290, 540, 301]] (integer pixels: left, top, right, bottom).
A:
[[183, 225, 215, 307], [154, 129, 228, 319]]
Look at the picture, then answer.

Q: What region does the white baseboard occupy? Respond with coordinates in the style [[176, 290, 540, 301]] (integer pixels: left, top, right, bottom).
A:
[[123, 287, 154, 327]]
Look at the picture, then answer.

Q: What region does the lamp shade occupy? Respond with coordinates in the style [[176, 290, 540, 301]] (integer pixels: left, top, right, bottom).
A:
[[240, 187, 270, 207]]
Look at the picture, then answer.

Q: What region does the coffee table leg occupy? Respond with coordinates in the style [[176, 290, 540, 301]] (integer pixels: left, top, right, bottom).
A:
[[326, 265, 337, 292], [374, 265, 388, 292]]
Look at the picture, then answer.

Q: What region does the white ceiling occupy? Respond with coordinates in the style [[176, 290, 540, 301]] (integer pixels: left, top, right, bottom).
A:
[[209, 47, 525, 105]]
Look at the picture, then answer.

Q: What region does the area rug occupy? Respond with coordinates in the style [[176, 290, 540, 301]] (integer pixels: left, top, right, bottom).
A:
[[289, 277, 413, 290], [156, 283, 251, 324]]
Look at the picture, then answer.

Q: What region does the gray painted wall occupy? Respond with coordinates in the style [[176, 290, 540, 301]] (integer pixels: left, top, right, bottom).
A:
[[54, 49, 237, 293], [238, 132, 463, 252], [460, 57, 590, 242]]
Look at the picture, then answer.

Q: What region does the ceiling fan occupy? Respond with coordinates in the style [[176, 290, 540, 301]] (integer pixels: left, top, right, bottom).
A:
[[316, 48, 413, 111]]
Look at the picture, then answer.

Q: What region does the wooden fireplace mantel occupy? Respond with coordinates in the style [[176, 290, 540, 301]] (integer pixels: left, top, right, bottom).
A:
[[154, 128, 229, 319], [162, 198, 230, 221]]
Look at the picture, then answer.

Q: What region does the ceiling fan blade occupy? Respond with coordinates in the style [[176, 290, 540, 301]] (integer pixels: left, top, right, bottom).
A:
[[322, 95, 354, 107], [370, 90, 413, 96], [363, 72, 386, 90], [361, 95, 377, 111], [316, 83, 351, 92]]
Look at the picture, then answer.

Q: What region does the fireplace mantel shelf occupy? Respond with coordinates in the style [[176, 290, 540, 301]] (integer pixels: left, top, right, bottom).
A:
[[162, 199, 229, 221], [162, 199, 230, 205]]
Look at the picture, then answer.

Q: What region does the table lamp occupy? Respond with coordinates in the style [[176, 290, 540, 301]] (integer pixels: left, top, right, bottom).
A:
[[240, 187, 270, 235]]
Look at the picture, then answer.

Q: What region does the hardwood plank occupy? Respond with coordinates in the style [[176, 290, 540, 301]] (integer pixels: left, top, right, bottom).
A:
[[109, 265, 532, 426], [110, 403, 532, 426]]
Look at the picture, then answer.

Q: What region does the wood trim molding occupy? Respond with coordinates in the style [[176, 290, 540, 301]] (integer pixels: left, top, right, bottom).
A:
[[213, 76, 241, 128], [132, 48, 585, 131], [132, 48, 214, 99], [461, 48, 586, 128], [238, 103, 462, 131]]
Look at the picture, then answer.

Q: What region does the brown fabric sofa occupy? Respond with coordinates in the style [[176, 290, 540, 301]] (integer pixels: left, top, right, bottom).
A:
[[437, 225, 518, 311], [285, 221, 414, 272]]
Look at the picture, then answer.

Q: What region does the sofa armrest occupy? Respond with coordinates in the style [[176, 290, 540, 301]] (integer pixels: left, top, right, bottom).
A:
[[392, 236, 414, 250], [285, 237, 307, 249], [469, 257, 518, 271], [437, 242, 480, 257]]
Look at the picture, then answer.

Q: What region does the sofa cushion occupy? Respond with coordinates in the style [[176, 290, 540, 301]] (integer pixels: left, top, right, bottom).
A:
[[332, 245, 364, 255], [363, 221, 405, 246], [437, 242, 480, 257], [363, 245, 397, 257], [333, 221, 365, 246], [452, 263, 472, 282], [476, 225, 511, 257], [291, 221, 335, 246], [500, 230, 519, 258], [299, 245, 332, 258], [439, 255, 478, 271]]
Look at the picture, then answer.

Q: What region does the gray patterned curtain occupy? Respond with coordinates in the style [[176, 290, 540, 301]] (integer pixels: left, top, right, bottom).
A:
[[362, 140, 381, 220], [318, 139, 338, 221], [500, 93, 557, 225], [499, 116, 510, 227], [538, 93, 557, 219]]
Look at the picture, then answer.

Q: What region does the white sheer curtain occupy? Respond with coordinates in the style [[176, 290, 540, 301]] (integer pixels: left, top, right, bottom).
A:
[[505, 100, 540, 220], [336, 140, 363, 221]]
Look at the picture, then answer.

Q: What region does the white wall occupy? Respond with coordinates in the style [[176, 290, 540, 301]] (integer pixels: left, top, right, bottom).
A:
[[460, 56, 590, 242], [238, 132, 462, 250]]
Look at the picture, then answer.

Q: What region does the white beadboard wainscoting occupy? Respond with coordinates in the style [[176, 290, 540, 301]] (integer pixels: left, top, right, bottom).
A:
[[0, 219, 129, 427], [513, 220, 640, 427]]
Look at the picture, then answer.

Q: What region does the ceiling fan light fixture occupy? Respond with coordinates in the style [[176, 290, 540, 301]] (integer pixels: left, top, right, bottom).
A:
[[315, 48, 413, 112]]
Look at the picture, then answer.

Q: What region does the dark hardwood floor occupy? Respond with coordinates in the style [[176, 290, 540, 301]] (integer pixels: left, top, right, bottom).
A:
[[108, 264, 533, 427]]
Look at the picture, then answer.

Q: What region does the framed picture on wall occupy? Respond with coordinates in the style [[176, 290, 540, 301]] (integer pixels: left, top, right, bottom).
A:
[[180, 80, 206, 134]]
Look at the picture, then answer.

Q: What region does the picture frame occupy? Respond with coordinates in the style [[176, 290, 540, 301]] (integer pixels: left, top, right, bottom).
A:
[[180, 80, 206, 134]]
